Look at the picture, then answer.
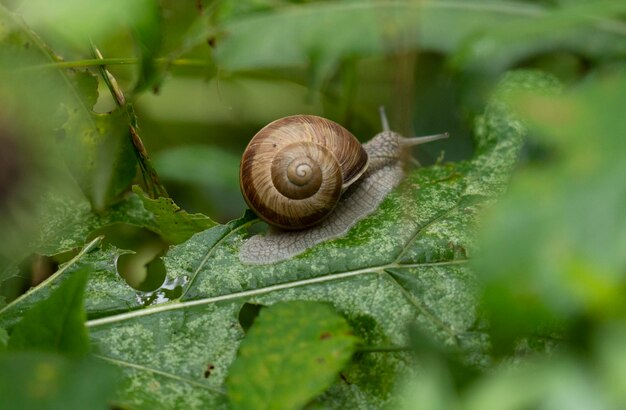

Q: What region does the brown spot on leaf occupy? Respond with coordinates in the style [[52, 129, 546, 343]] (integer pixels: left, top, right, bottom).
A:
[[320, 332, 332, 340], [204, 363, 215, 378]]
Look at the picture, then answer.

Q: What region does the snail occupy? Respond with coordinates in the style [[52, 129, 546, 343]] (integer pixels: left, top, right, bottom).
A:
[[239, 108, 448, 264]]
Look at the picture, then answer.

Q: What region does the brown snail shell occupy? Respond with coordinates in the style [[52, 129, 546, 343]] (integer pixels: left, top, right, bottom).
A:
[[240, 115, 369, 230]]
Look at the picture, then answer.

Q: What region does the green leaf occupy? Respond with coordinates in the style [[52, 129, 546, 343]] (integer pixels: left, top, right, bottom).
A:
[[226, 301, 359, 410], [210, 1, 624, 81], [0, 5, 137, 211], [1, 71, 550, 408], [454, 1, 626, 72], [0, 353, 117, 410], [133, 186, 217, 245], [32, 187, 214, 258], [8, 266, 90, 356], [0, 185, 215, 292], [58, 93, 137, 211], [0, 190, 216, 326]]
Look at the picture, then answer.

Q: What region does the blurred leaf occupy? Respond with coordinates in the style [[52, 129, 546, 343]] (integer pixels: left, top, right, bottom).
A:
[[463, 356, 607, 410], [8, 266, 90, 356], [209, 1, 624, 83], [17, 0, 150, 42], [133, 185, 216, 244], [226, 301, 358, 410], [16, 0, 164, 93], [130, 0, 163, 93], [594, 323, 626, 406], [393, 358, 456, 410], [153, 145, 240, 190], [396, 321, 626, 409], [59, 89, 137, 211], [0, 353, 117, 410], [0, 5, 137, 211], [454, 0, 626, 72], [0, 71, 546, 408], [475, 71, 626, 353]]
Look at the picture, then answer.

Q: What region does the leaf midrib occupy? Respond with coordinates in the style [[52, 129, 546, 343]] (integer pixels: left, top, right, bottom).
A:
[[86, 259, 469, 328]]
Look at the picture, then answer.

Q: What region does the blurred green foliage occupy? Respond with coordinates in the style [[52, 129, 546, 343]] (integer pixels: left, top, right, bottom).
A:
[[0, 265, 118, 410], [0, 0, 624, 408]]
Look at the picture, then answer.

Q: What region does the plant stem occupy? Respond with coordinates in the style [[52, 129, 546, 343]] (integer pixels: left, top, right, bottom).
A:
[[38, 57, 209, 69], [89, 43, 168, 199]]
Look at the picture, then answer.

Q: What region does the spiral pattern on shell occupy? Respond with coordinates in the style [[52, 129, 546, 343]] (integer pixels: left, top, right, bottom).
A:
[[240, 115, 368, 229]]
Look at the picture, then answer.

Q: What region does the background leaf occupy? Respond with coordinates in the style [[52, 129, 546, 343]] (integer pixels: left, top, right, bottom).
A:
[[211, 1, 624, 80], [0, 353, 117, 410], [453, 0, 626, 72], [0, 5, 137, 211], [13, 0, 163, 93]]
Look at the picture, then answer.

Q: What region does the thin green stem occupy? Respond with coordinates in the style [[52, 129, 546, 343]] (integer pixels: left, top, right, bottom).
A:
[[37, 57, 209, 70]]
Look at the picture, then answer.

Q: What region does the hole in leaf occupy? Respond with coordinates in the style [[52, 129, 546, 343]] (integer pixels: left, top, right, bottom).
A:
[[116, 252, 166, 292], [135, 275, 186, 306], [238, 303, 264, 333], [90, 224, 169, 292]]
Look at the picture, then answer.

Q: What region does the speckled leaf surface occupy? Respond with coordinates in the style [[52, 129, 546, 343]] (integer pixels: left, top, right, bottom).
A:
[[226, 301, 359, 410], [32, 187, 216, 257], [133, 186, 216, 245], [0, 71, 556, 408]]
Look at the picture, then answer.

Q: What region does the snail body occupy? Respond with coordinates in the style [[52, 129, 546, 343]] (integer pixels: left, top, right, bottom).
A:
[[239, 111, 447, 264]]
